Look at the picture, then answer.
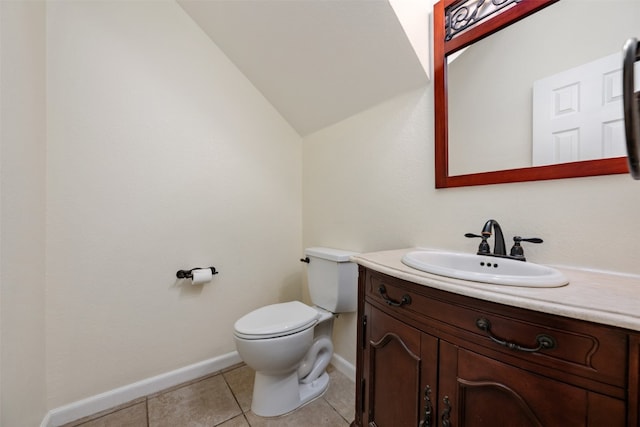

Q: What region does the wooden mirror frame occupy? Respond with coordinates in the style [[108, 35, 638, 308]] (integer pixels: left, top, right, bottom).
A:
[[434, 0, 629, 188]]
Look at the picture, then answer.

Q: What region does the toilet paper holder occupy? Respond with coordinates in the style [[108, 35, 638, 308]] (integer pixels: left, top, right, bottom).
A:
[[176, 266, 218, 279]]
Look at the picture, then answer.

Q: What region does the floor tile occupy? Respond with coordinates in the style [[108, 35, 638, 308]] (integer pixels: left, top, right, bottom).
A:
[[72, 401, 147, 427], [148, 374, 242, 427], [323, 368, 355, 423], [223, 364, 255, 412], [218, 414, 251, 427], [244, 398, 349, 427]]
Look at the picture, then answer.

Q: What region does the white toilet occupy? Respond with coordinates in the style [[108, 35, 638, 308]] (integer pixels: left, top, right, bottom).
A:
[[233, 247, 358, 417]]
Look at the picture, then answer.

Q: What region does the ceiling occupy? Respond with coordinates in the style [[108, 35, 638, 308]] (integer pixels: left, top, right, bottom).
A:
[[178, 0, 429, 136]]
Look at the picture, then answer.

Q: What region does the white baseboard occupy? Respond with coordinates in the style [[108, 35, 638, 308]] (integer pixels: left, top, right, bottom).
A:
[[41, 351, 242, 427], [331, 353, 356, 383], [42, 350, 355, 427]]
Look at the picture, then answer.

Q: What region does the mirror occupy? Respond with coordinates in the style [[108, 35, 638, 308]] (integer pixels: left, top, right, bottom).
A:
[[434, 0, 635, 188]]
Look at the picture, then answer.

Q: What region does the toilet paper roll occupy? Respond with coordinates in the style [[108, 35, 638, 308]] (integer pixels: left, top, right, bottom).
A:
[[191, 268, 213, 285]]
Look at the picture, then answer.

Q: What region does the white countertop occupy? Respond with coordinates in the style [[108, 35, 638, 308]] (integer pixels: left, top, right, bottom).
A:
[[352, 248, 640, 332]]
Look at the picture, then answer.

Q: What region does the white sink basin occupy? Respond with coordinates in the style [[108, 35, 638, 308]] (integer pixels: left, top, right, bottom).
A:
[[401, 250, 569, 288]]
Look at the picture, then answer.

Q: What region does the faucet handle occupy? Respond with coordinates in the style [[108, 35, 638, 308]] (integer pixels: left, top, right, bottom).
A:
[[515, 236, 543, 244], [465, 233, 490, 254], [510, 236, 543, 261]]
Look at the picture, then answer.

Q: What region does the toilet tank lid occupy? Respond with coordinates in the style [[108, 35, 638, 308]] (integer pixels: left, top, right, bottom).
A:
[[305, 247, 358, 262], [234, 301, 319, 337]]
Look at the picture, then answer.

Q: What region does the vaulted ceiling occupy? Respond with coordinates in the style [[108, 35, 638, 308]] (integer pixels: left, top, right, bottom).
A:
[[178, 0, 429, 136]]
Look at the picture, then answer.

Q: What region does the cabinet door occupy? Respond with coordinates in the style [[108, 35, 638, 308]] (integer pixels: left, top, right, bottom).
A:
[[364, 305, 438, 427], [438, 341, 625, 427]]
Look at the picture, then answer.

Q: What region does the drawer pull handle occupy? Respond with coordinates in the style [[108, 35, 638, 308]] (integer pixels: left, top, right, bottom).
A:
[[476, 318, 556, 353], [378, 285, 412, 307]]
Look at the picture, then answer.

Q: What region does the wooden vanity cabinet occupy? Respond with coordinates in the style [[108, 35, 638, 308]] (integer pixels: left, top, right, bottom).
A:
[[353, 266, 637, 427], [363, 304, 438, 426]]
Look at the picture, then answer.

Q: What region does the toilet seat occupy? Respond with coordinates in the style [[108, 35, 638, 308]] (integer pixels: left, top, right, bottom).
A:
[[234, 301, 320, 340]]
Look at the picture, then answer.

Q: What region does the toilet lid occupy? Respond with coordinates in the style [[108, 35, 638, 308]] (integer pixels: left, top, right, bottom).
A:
[[234, 301, 319, 339]]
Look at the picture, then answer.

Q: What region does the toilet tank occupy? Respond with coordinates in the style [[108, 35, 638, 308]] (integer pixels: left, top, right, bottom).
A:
[[305, 247, 358, 313]]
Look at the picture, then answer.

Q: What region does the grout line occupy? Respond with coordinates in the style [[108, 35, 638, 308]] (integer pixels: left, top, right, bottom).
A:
[[220, 370, 247, 426], [146, 397, 150, 427], [321, 388, 351, 426], [327, 404, 349, 426]]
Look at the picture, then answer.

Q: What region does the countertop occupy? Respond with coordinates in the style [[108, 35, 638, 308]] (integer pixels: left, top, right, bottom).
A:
[[351, 248, 640, 332]]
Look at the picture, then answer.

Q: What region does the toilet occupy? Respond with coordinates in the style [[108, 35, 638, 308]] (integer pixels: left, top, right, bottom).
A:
[[233, 247, 358, 417]]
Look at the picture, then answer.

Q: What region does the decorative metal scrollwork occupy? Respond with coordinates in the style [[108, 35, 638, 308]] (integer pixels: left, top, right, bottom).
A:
[[420, 385, 433, 427], [476, 317, 556, 353], [441, 396, 452, 427], [446, 0, 522, 41]]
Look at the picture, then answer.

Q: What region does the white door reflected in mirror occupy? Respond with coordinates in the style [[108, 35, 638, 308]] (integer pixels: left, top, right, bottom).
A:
[[532, 52, 640, 166]]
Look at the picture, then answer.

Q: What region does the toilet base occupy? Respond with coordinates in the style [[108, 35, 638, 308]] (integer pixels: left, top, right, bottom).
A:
[[299, 371, 330, 406], [251, 371, 330, 417]]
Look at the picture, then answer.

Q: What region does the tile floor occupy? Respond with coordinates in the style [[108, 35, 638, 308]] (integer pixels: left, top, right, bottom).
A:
[[62, 364, 355, 427]]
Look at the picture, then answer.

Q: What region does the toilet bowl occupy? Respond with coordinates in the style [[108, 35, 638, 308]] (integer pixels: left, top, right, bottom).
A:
[[233, 247, 358, 417], [233, 301, 334, 417]]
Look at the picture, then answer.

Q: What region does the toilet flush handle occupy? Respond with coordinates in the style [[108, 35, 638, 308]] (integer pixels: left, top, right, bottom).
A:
[[300, 257, 310, 263]]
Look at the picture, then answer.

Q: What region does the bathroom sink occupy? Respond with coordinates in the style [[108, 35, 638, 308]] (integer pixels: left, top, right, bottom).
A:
[[401, 250, 569, 287]]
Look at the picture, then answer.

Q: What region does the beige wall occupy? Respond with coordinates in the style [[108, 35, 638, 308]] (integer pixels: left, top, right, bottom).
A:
[[44, 0, 302, 409], [3, 0, 302, 422], [303, 85, 640, 367], [0, 1, 48, 426]]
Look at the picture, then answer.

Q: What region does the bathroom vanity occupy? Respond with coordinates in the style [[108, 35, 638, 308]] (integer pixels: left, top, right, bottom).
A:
[[350, 249, 640, 427]]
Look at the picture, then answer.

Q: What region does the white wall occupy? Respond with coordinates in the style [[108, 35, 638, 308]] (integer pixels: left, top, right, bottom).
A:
[[0, 1, 48, 426], [303, 84, 640, 368]]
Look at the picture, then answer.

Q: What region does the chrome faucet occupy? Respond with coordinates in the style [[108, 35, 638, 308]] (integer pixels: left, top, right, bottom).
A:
[[465, 219, 542, 261]]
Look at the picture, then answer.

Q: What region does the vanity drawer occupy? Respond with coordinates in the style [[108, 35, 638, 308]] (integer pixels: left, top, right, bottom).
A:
[[364, 270, 627, 391]]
